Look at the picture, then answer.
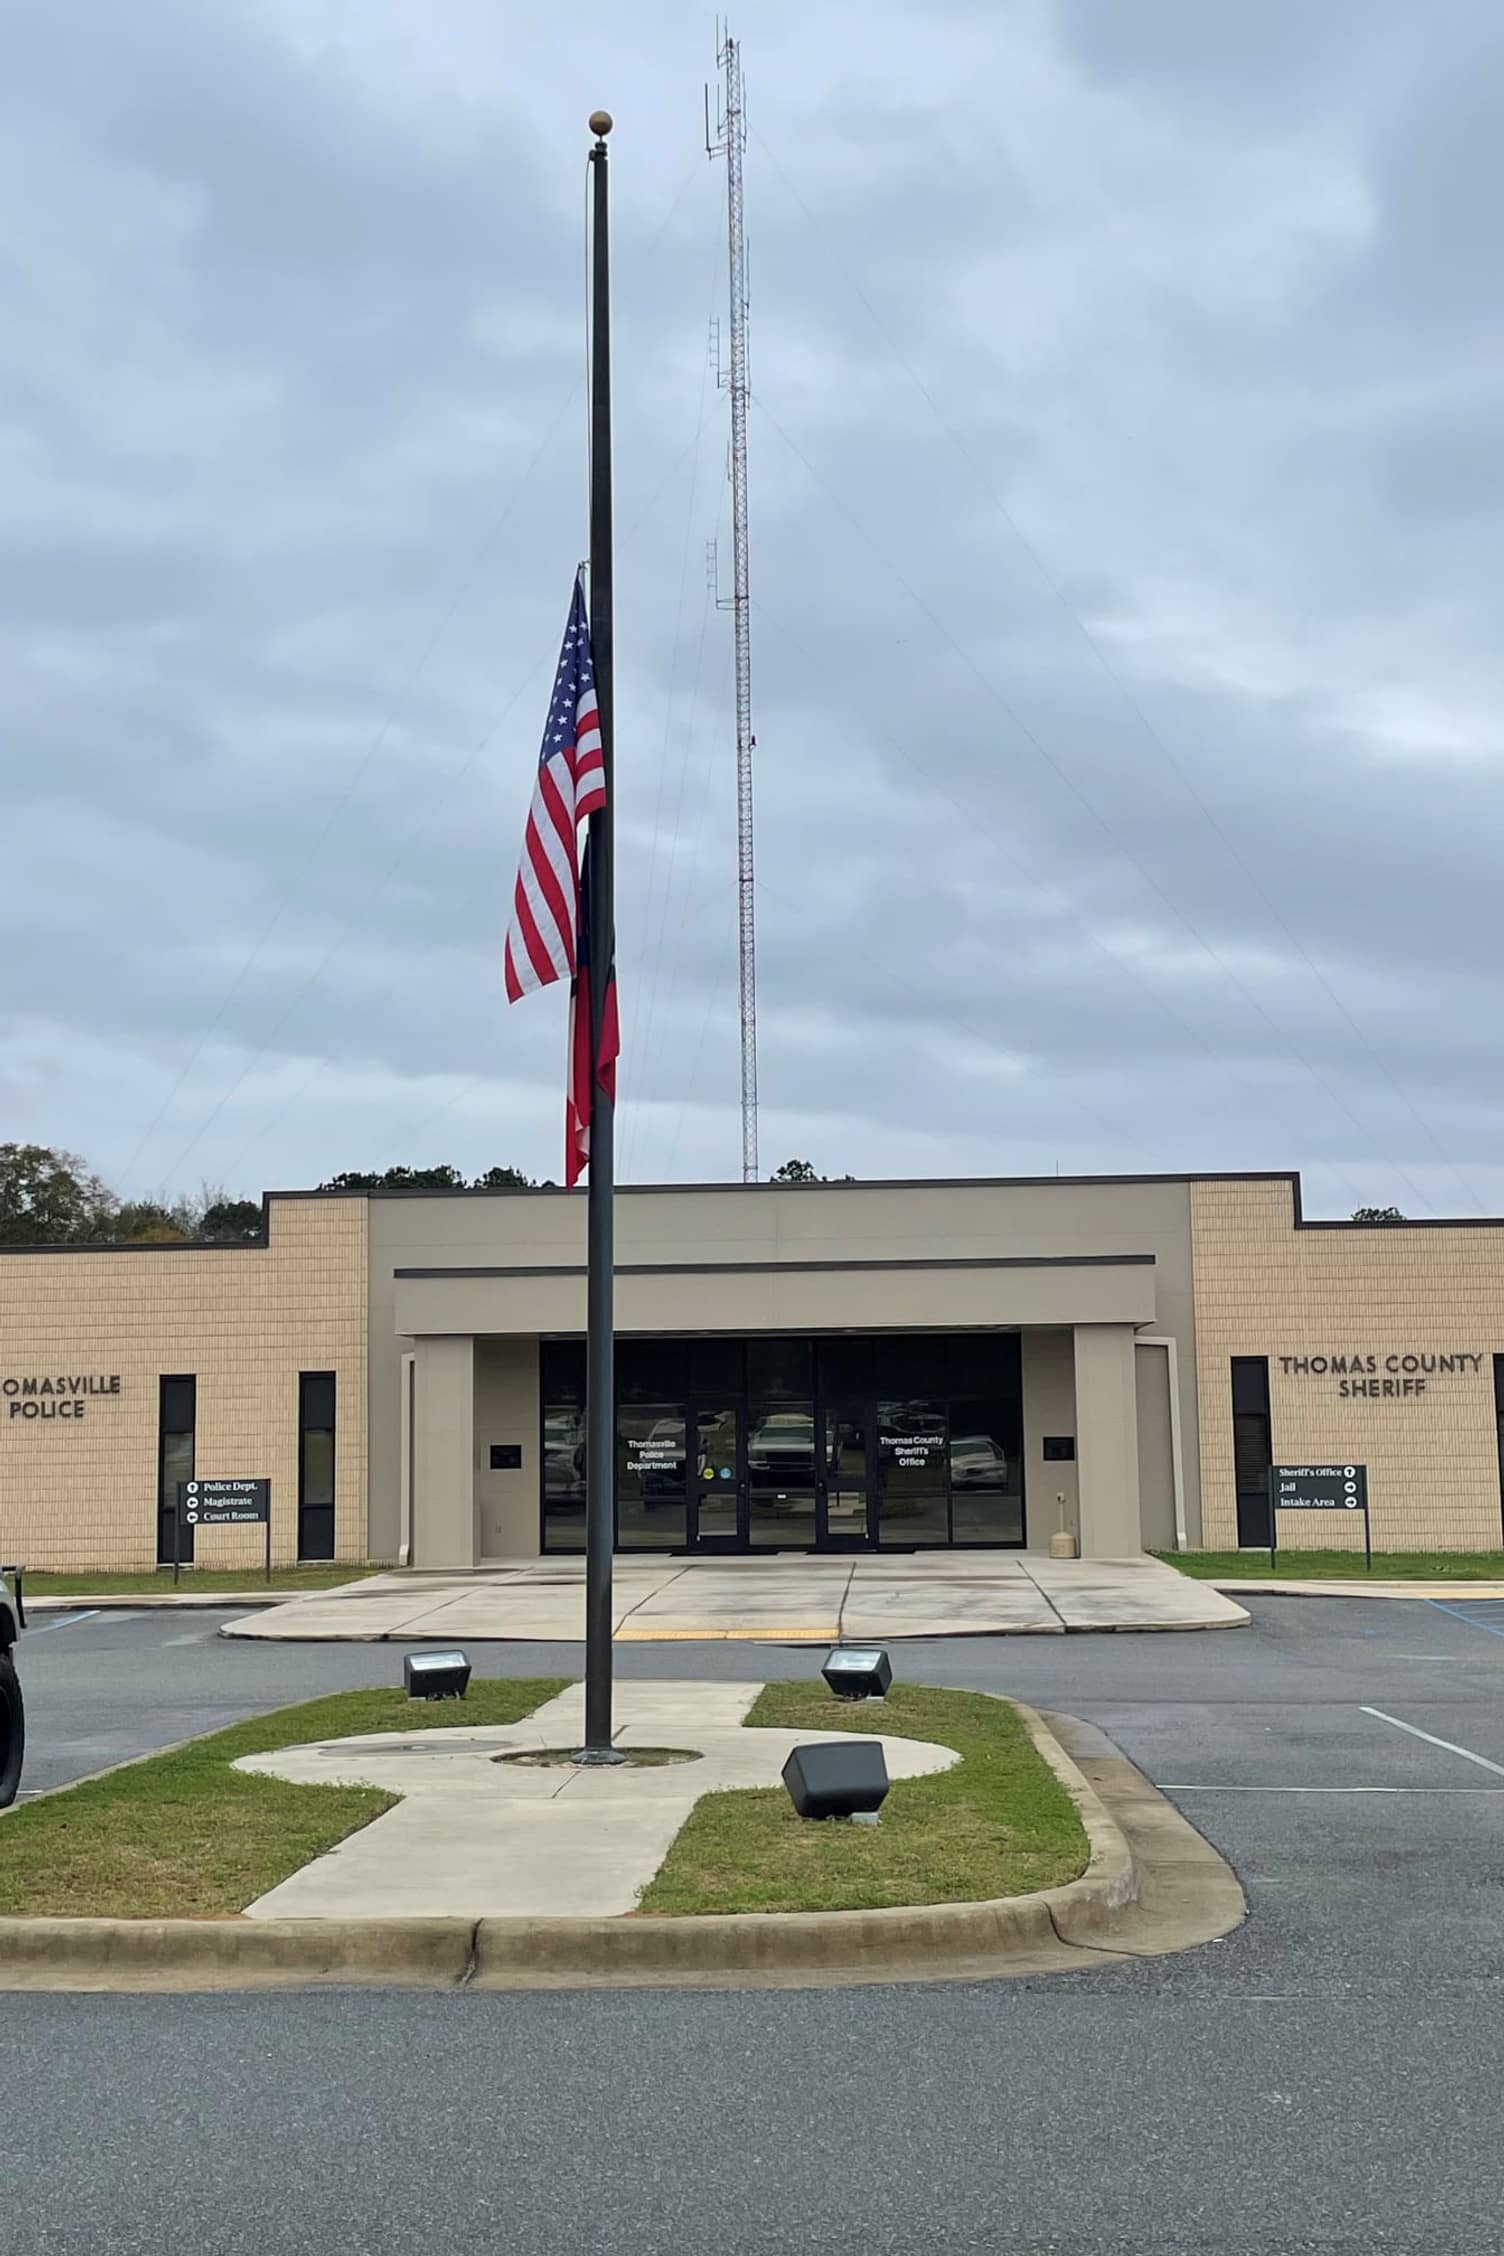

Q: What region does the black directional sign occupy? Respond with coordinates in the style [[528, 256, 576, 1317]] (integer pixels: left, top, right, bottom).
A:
[[1267, 1463, 1371, 1568], [1270, 1464, 1367, 1512], [181, 1478, 270, 1527]]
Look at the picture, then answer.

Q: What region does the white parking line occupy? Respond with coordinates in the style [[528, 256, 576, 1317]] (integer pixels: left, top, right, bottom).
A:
[[23, 1609, 100, 1635], [1361, 1704, 1504, 1778], [1162, 1784, 1504, 1794]]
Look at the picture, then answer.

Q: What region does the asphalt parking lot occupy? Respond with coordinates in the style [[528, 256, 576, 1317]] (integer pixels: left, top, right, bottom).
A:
[[9, 1594, 1504, 2252]]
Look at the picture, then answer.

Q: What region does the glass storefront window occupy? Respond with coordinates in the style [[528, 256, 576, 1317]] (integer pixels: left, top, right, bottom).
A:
[[746, 1338, 812, 1401], [876, 1398, 949, 1545], [543, 1402, 587, 1551], [618, 1407, 686, 1548], [949, 1398, 1024, 1544], [541, 1331, 1026, 1553]]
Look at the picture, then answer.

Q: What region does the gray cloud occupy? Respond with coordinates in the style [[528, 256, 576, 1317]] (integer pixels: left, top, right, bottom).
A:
[[1, 0, 1502, 1218]]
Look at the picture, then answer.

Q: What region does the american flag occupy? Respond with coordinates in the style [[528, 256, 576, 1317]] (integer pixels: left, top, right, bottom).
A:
[[504, 573, 618, 1185]]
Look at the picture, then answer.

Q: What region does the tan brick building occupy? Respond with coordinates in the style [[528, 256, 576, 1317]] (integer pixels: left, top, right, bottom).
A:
[[1191, 1175, 1504, 1555], [2, 1170, 1500, 1573], [0, 1196, 365, 1573]]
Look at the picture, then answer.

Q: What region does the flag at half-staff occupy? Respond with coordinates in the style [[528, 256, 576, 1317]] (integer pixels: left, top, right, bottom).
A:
[[503, 570, 619, 1183]]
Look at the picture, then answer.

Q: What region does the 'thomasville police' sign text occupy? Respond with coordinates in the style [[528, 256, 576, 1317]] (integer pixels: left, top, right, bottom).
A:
[[3, 1373, 121, 1423]]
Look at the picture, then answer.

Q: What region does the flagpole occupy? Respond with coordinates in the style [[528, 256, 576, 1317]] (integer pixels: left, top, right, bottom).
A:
[[577, 108, 619, 1764]]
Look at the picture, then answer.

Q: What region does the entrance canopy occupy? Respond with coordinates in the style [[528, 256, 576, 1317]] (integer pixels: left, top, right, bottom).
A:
[[393, 1251, 1158, 1339]]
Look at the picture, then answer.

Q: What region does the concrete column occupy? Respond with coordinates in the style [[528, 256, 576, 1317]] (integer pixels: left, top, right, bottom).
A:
[[412, 1335, 476, 1569], [1073, 1324, 1142, 1558], [1021, 1329, 1078, 1552], [474, 1337, 541, 1559]]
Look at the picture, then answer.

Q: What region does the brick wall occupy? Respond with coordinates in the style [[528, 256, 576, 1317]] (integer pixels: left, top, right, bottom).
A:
[[0, 1197, 367, 1572], [1191, 1179, 1504, 1552]]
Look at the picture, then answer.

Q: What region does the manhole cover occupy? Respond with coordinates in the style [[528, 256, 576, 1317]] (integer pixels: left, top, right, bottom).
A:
[[493, 1745, 703, 1769]]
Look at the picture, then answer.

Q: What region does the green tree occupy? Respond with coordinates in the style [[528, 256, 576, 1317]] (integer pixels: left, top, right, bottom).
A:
[[198, 1197, 264, 1242], [318, 1164, 533, 1192], [112, 1199, 192, 1244], [1351, 1205, 1407, 1223], [769, 1158, 821, 1184], [0, 1143, 116, 1245]]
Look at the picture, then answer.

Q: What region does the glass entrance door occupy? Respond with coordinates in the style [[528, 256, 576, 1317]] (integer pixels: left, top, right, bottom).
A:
[[747, 1403, 817, 1549], [690, 1403, 742, 1548], [819, 1403, 874, 1549]]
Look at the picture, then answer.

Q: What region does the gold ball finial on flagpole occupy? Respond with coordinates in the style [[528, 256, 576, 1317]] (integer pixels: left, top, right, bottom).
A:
[[589, 110, 613, 138]]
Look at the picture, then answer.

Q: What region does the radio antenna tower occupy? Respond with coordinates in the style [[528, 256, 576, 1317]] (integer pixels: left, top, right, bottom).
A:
[[707, 27, 759, 1183]]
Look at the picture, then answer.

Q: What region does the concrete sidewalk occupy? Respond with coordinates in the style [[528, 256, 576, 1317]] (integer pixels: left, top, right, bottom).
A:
[[235, 1680, 958, 1919], [221, 1553, 1248, 1643]]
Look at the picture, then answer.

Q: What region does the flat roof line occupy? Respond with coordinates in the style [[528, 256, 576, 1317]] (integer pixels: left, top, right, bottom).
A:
[[393, 1253, 1158, 1279]]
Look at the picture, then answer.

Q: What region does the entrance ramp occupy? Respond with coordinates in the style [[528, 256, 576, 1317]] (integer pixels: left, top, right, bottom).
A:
[[221, 1556, 1248, 1642]]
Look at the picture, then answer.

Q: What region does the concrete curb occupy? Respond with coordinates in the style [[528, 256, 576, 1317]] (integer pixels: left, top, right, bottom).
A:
[[0, 1917, 476, 1990], [27, 1594, 287, 1612], [0, 1704, 1226, 1994], [1214, 1578, 1504, 1601]]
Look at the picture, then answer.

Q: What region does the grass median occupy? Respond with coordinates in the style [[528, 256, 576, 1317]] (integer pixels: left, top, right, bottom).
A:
[[639, 1682, 1087, 1917], [1158, 1549, 1504, 1582], [0, 1677, 567, 1918], [19, 1567, 380, 1598]]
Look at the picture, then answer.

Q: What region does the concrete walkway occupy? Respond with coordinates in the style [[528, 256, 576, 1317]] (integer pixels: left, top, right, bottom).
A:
[[236, 1680, 957, 1919], [221, 1553, 1246, 1642]]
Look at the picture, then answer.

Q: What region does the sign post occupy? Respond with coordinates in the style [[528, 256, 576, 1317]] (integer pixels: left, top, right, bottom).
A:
[[180, 1479, 273, 1584], [1267, 1463, 1370, 1572]]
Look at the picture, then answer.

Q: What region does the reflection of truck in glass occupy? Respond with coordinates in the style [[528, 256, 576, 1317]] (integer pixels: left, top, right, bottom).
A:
[[544, 1412, 586, 1510], [747, 1410, 814, 1471], [0, 1563, 24, 1809], [950, 1434, 1009, 1488]]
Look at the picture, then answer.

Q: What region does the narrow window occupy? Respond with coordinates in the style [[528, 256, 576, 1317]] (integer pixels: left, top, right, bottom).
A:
[[1231, 1357, 1272, 1548], [298, 1372, 337, 1562], [157, 1375, 196, 1565]]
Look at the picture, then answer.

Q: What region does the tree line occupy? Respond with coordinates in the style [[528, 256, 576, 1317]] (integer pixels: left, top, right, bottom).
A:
[[0, 1142, 854, 1247], [0, 1144, 539, 1247]]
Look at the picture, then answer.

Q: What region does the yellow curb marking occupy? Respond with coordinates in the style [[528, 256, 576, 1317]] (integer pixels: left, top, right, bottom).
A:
[[613, 1625, 841, 1642]]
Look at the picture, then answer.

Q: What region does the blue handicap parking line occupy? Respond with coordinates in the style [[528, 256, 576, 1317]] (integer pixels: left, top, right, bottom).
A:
[[1427, 1597, 1504, 1641], [22, 1608, 101, 1636]]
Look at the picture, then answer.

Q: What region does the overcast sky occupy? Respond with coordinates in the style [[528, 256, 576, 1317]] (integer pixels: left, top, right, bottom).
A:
[[4, 0, 1504, 1216]]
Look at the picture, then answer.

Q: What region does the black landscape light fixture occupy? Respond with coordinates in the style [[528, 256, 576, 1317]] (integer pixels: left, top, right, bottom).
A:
[[403, 1649, 471, 1701], [782, 1740, 890, 1822], [821, 1646, 892, 1701]]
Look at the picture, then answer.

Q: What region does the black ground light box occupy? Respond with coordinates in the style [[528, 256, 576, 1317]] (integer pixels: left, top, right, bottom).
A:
[[782, 1740, 890, 1820], [404, 1650, 471, 1701]]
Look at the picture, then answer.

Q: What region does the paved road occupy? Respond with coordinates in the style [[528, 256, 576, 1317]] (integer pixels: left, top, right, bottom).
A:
[[10, 1596, 1504, 2251]]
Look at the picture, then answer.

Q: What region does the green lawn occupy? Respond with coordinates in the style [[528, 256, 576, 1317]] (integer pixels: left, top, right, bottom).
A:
[[0, 1677, 567, 1918], [1158, 1549, 1504, 1581], [19, 1566, 380, 1598], [638, 1682, 1087, 1917]]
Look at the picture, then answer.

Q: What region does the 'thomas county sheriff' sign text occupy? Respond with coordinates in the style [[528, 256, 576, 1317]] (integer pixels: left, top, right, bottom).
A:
[[1278, 1351, 1482, 1399], [3, 1373, 120, 1423]]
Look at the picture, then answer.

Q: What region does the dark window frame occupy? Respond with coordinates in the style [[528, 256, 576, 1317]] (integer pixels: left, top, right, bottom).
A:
[[539, 1332, 1026, 1555], [297, 1371, 337, 1563], [1231, 1355, 1273, 1548], [157, 1374, 196, 1565]]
